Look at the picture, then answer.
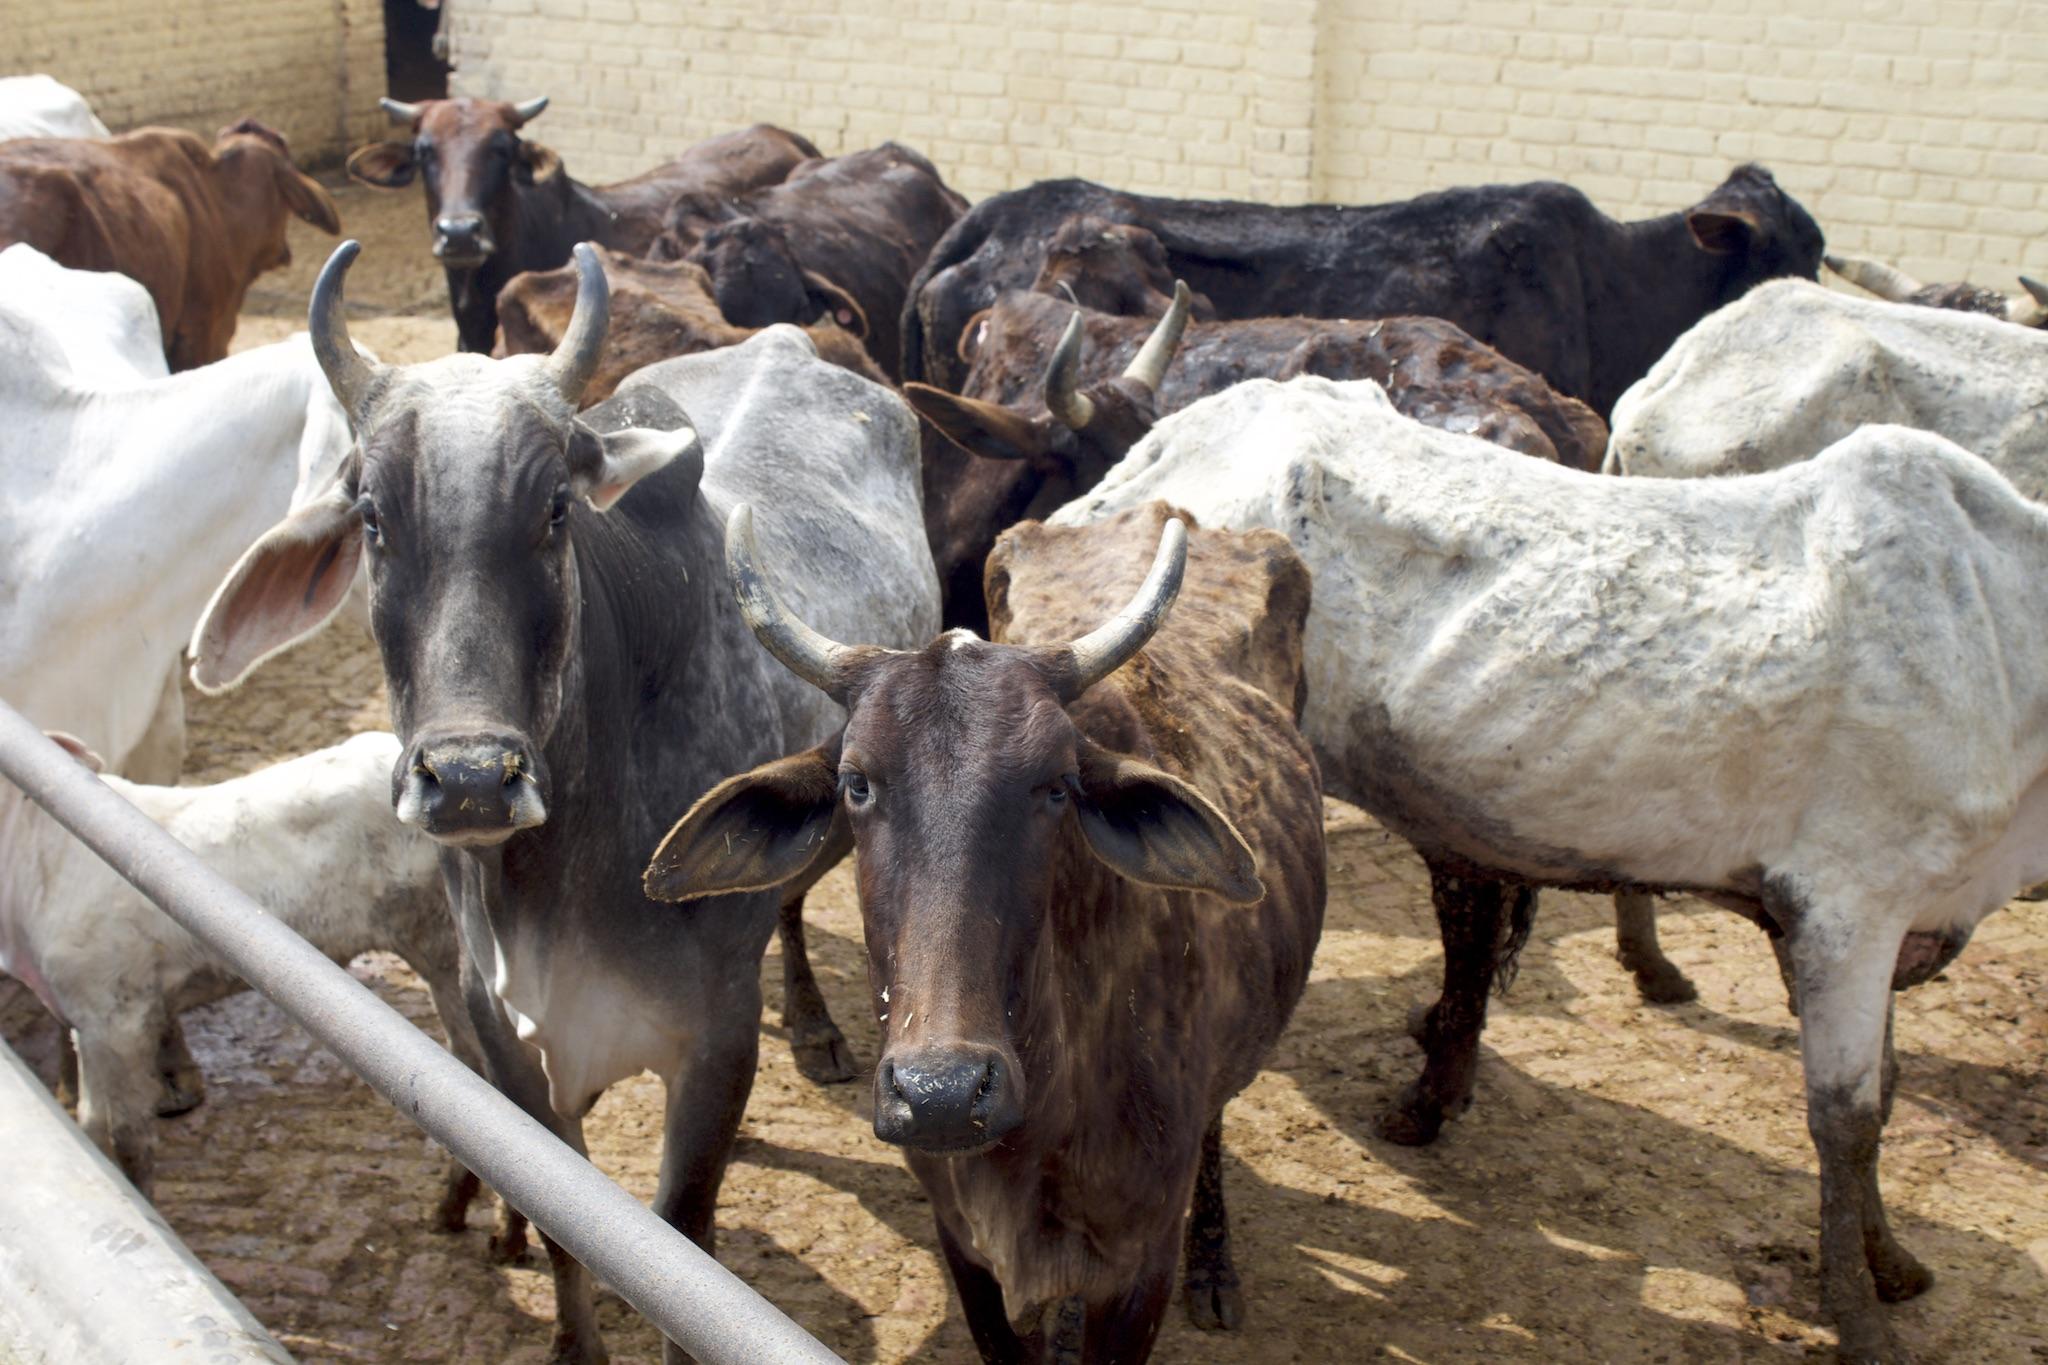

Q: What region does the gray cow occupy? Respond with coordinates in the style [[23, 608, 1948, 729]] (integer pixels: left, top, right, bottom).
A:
[[189, 243, 938, 1365]]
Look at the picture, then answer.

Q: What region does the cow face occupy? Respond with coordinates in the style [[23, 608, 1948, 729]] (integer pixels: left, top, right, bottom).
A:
[[211, 120, 341, 277], [646, 511, 1260, 1154], [190, 244, 699, 847], [347, 96, 555, 269], [1034, 217, 1217, 320], [1683, 163, 1825, 287], [677, 217, 868, 338]]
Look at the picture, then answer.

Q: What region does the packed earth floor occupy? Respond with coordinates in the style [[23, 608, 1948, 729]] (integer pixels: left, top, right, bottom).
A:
[[3, 185, 2045, 1364]]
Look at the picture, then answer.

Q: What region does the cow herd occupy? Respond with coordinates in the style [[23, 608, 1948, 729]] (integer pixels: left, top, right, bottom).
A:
[[2, 75, 2046, 1365]]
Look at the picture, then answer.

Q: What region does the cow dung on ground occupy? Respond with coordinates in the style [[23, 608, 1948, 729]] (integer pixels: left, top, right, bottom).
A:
[[1, 187, 2042, 1364]]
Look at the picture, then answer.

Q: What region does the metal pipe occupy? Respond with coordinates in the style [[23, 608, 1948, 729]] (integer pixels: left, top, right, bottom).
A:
[[0, 696, 842, 1365], [0, 1035, 295, 1364]]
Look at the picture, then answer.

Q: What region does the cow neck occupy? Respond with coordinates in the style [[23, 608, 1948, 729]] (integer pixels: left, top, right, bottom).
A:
[[1593, 211, 1758, 408]]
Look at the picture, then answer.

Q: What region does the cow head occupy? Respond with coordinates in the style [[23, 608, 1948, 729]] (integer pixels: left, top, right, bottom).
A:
[[1682, 163, 1825, 288], [646, 508, 1260, 1154], [906, 282, 1192, 478], [1033, 217, 1216, 320], [664, 213, 867, 338], [1825, 251, 2048, 328], [347, 96, 556, 268], [189, 241, 700, 847], [211, 119, 342, 277]]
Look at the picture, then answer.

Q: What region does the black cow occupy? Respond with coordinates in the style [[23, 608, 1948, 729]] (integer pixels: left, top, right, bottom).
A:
[[902, 165, 1824, 417]]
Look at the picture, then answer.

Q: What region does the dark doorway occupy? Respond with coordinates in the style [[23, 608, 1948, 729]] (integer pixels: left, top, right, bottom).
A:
[[384, 0, 451, 102]]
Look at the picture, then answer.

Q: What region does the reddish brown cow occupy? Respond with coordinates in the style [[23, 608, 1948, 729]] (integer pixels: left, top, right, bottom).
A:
[[647, 501, 1325, 1363], [495, 246, 886, 403], [1031, 216, 1218, 319], [348, 97, 818, 352], [0, 120, 340, 369], [650, 141, 969, 381]]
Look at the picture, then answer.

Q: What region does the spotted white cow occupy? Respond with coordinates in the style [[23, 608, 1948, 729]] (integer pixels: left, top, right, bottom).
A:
[[1056, 375, 2048, 1363]]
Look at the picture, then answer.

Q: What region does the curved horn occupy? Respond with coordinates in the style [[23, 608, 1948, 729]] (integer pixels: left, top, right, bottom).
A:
[[309, 240, 379, 419], [2010, 275, 2048, 327], [1121, 280, 1192, 392], [725, 503, 864, 699], [1048, 517, 1187, 701], [1824, 252, 1922, 302], [510, 95, 550, 125], [1044, 312, 1097, 430], [379, 97, 423, 125], [546, 242, 610, 403]]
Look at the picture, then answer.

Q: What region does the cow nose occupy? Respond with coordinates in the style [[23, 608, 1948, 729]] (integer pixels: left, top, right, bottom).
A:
[[432, 215, 491, 258], [395, 732, 546, 845], [873, 1047, 1020, 1153]]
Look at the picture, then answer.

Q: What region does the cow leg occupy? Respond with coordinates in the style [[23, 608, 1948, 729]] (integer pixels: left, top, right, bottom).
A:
[[1770, 926, 1802, 1017], [1081, 1236, 1178, 1364], [1789, 905, 1920, 1364], [57, 1027, 79, 1108], [1181, 1114, 1241, 1330], [1613, 890, 1697, 1004], [405, 932, 497, 1238], [777, 824, 857, 1084], [1863, 1001, 1932, 1304], [1380, 866, 1531, 1146], [74, 1007, 166, 1195], [152, 1015, 205, 1117], [936, 1218, 1031, 1365]]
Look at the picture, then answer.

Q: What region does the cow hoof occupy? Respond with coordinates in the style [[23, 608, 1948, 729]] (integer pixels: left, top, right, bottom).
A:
[[154, 1071, 206, 1118], [1833, 1314, 1912, 1364], [1631, 963, 1699, 1005], [488, 1224, 531, 1264], [790, 1027, 860, 1085], [1183, 1266, 1244, 1331], [1376, 1090, 1444, 1147], [546, 1338, 608, 1365], [1872, 1246, 1934, 1303]]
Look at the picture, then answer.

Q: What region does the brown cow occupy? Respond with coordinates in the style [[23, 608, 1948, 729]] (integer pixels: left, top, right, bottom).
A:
[[0, 120, 340, 369], [495, 246, 886, 403], [647, 501, 1325, 1362], [1031, 216, 1218, 319], [348, 97, 818, 352], [649, 141, 969, 381], [1825, 250, 2048, 326]]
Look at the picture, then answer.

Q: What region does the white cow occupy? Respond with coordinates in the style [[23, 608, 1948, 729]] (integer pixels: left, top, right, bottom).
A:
[[0, 248, 354, 783], [1607, 278, 2048, 500], [1056, 376, 2048, 1364], [0, 75, 110, 141], [0, 732, 484, 1210]]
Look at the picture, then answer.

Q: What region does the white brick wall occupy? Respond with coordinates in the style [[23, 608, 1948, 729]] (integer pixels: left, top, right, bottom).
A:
[[8, 0, 386, 164], [444, 0, 2047, 288]]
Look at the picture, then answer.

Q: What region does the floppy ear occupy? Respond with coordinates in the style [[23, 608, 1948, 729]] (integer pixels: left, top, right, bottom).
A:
[[517, 141, 564, 185], [801, 271, 869, 339], [45, 732, 106, 774], [188, 484, 363, 694], [568, 387, 705, 511], [957, 308, 993, 366], [1686, 208, 1761, 255], [905, 382, 1056, 465], [1071, 741, 1263, 903], [277, 161, 342, 234], [347, 142, 416, 189], [645, 740, 844, 902]]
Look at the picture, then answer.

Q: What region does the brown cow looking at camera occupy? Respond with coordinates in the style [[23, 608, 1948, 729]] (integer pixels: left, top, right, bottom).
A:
[[348, 97, 818, 352], [647, 502, 1326, 1363], [496, 246, 885, 403], [0, 120, 340, 369]]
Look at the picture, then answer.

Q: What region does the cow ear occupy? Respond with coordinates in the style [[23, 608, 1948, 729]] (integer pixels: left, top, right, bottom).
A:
[[517, 141, 563, 185], [45, 732, 106, 774], [347, 141, 416, 189], [189, 485, 363, 694], [568, 417, 703, 512], [645, 740, 844, 902], [1686, 208, 1761, 255], [904, 382, 1055, 465], [277, 162, 342, 234], [1071, 741, 1263, 904], [801, 271, 868, 339], [957, 309, 993, 366]]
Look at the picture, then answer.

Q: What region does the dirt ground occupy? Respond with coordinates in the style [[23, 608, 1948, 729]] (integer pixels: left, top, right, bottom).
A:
[[3, 185, 2046, 1364]]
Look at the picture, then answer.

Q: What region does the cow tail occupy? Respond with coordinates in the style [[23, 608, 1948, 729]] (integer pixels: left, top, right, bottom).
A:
[[1491, 885, 1538, 998]]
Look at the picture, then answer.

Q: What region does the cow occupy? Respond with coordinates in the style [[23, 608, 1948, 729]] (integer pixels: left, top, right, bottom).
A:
[[187, 242, 939, 1363], [649, 141, 969, 381], [0, 731, 489, 1220], [346, 97, 819, 353], [496, 245, 885, 404], [0, 246, 353, 790], [1055, 376, 2048, 1363], [1609, 278, 2048, 502], [901, 165, 1824, 416], [1028, 216, 1217, 319], [0, 121, 341, 369], [1825, 251, 2048, 326], [645, 501, 1325, 1362], [0, 75, 110, 140]]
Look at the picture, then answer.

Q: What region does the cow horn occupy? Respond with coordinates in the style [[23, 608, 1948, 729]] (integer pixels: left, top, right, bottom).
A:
[[510, 96, 550, 125], [2010, 275, 2048, 326], [725, 503, 863, 699], [1121, 280, 1192, 392], [1048, 517, 1187, 701], [309, 240, 379, 419], [379, 97, 423, 124], [546, 243, 610, 403], [1824, 252, 1922, 302], [1045, 312, 1097, 430]]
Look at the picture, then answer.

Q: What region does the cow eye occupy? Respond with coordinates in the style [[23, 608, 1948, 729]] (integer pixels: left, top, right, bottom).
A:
[[548, 487, 570, 531], [356, 496, 382, 547], [841, 771, 872, 806]]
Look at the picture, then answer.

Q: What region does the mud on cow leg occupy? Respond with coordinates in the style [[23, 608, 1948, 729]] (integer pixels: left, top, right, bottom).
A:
[[1381, 864, 1533, 1146], [1182, 1114, 1243, 1330], [1612, 889, 1698, 1004]]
